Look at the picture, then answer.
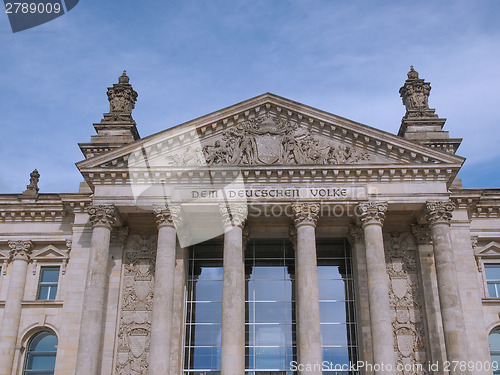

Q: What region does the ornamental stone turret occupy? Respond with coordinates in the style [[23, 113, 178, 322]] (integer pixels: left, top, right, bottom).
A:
[[78, 71, 140, 159], [398, 66, 461, 155]]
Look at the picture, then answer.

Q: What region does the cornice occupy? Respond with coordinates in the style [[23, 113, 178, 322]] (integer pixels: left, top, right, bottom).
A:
[[451, 189, 500, 218], [79, 163, 461, 188], [0, 194, 91, 222]]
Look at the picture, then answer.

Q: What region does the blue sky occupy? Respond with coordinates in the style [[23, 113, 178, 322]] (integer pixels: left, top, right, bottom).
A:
[[0, 0, 499, 193]]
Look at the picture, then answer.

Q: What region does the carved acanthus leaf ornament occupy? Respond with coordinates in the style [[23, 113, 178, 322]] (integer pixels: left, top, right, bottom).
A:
[[425, 201, 454, 225], [219, 203, 248, 229], [8, 240, 33, 260], [292, 203, 320, 228], [88, 204, 119, 229], [358, 202, 388, 227]]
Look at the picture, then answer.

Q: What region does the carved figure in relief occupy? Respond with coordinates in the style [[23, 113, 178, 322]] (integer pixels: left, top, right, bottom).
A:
[[165, 113, 373, 166], [203, 140, 228, 164], [282, 128, 301, 163]]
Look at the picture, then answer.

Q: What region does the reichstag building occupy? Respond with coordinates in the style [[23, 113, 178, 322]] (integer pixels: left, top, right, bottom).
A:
[[1, 68, 499, 375]]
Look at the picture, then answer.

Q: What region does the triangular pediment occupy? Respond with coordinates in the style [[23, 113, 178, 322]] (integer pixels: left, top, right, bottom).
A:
[[477, 242, 500, 257], [32, 245, 69, 260], [77, 93, 464, 185]]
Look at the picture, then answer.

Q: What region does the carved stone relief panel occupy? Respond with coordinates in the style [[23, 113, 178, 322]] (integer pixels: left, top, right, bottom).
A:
[[161, 113, 377, 166], [115, 234, 157, 375], [384, 232, 427, 375]]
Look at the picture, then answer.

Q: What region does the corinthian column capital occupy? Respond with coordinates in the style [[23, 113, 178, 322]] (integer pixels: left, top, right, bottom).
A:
[[153, 205, 179, 229], [357, 202, 388, 227], [219, 203, 248, 229], [88, 204, 119, 229], [425, 201, 454, 226], [292, 202, 320, 228], [8, 240, 33, 261]]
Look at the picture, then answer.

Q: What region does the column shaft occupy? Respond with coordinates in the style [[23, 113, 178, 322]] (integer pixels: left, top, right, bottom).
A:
[[426, 202, 470, 375], [221, 225, 245, 375], [149, 215, 177, 375], [0, 241, 32, 374], [358, 202, 395, 375], [295, 224, 322, 373], [292, 203, 322, 375], [75, 205, 117, 375]]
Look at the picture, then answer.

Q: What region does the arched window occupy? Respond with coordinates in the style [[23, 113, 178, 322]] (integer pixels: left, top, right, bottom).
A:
[[489, 328, 500, 375], [23, 331, 58, 375]]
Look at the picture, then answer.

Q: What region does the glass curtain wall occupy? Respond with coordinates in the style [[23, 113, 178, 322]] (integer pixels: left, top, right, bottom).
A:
[[245, 240, 296, 375], [317, 241, 357, 375], [184, 239, 357, 375], [184, 242, 223, 374]]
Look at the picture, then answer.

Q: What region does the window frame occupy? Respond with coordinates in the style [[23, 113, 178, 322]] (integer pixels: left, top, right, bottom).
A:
[[36, 266, 61, 301], [22, 330, 58, 375]]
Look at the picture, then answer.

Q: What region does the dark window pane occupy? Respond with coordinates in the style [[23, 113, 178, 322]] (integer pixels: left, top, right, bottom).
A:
[[320, 302, 347, 323], [26, 355, 57, 370], [253, 302, 292, 323], [31, 332, 57, 352], [191, 324, 221, 346], [254, 280, 290, 301], [489, 283, 499, 298], [321, 324, 348, 346], [40, 268, 59, 283], [253, 324, 293, 346], [490, 330, 500, 351], [254, 347, 287, 369], [318, 279, 346, 300], [194, 280, 223, 301], [191, 347, 221, 369], [322, 346, 349, 366], [191, 302, 222, 323], [486, 265, 500, 280]]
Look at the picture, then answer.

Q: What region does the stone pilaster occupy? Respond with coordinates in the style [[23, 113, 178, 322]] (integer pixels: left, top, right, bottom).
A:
[[220, 203, 247, 375], [425, 201, 470, 375], [0, 240, 33, 375], [358, 202, 396, 375], [292, 203, 322, 374], [149, 205, 179, 375], [412, 224, 447, 375], [75, 205, 119, 375]]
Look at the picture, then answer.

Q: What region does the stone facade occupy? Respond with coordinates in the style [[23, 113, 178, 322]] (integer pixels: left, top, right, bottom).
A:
[[0, 69, 499, 375]]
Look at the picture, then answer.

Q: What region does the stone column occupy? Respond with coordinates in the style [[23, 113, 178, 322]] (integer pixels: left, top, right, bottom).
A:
[[148, 205, 179, 375], [220, 203, 247, 375], [425, 201, 470, 374], [0, 240, 33, 374], [292, 203, 322, 374], [358, 202, 396, 375], [412, 224, 447, 375], [348, 225, 374, 375], [75, 205, 119, 375]]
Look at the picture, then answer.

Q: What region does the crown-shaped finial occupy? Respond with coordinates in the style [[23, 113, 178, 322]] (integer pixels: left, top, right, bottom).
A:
[[407, 65, 419, 80], [107, 71, 137, 114], [118, 70, 130, 84]]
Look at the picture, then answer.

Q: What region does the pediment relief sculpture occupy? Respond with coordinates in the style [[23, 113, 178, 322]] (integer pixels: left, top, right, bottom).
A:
[[160, 114, 375, 167]]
